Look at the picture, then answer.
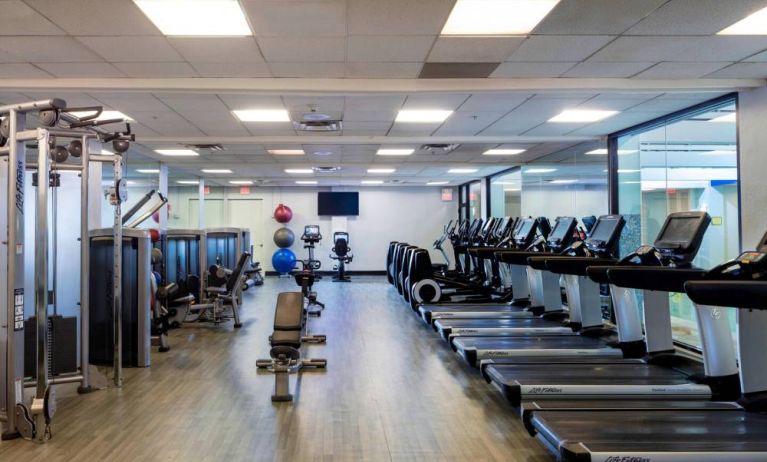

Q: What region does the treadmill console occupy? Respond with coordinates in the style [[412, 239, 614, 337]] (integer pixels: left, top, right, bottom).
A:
[[513, 218, 537, 248], [582, 214, 626, 257], [546, 216, 578, 252], [653, 211, 711, 265]]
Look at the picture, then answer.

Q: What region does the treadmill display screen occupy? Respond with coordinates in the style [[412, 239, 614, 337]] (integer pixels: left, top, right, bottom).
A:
[[514, 219, 535, 240], [548, 219, 572, 242], [659, 216, 699, 243], [589, 218, 618, 243]]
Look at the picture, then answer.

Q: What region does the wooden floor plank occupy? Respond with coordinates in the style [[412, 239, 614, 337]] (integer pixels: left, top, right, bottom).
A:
[[0, 276, 550, 461]]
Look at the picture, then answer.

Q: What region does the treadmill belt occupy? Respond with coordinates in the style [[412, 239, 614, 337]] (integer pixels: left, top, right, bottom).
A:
[[487, 363, 694, 384], [454, 335, 611, 350]]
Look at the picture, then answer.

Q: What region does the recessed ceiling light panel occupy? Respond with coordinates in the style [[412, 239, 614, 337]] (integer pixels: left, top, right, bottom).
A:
[[133, 0, 252, 36], [284, 169, 313, 174], [719, 7, 767, 35], [156, 149, 199, 157], [448, 168, 478, 173], [229, 180, 254, 185], [549, 109, 618, 123], [201, 169, 232, 174], [269, 149, 305, 155], [377, 148, 415, 156], [442, 0, 560, 35], [233, 109, 290, 122], [368, 168, 396, 173], [395, 110, 453, 123], [484, 148, 526, 155]]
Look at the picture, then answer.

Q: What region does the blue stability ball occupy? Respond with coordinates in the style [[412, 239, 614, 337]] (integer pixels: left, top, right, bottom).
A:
[[271, 248, 297, 274]]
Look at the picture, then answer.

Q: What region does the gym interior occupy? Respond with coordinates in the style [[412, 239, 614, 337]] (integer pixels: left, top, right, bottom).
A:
[[2, 1, 767, 461]]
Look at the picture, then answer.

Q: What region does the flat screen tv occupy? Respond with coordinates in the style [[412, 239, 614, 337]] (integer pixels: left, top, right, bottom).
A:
[[318, 192, 359, 216]]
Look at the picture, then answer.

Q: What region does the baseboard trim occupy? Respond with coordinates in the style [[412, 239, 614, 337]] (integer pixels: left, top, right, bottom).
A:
[[265, 270, 386, 277]]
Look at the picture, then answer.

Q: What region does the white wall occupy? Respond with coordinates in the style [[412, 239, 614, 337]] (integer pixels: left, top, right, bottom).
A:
[[738, 86, 767, 250], [117, 185, 457, 272]]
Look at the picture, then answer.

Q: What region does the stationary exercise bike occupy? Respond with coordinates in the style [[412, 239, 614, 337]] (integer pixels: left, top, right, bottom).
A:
[[301, 224, 323, 279], [330, 231, 353, 282]]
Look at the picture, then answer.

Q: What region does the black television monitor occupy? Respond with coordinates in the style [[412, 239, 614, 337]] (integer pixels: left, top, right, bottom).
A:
[[318, 192, 359, 216]]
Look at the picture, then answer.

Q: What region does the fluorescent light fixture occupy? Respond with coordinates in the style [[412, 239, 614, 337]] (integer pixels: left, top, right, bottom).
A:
[[101, 149, 115, 156], [493, 181, 517, 185], [586, 148, 636, 155], [550, 179, 577, 184], [525, 168, 557, 174], [719, 6, 767, 35], [201, 169, 232, 174], [268, 149, 304, 155], [484, 148, 526, 155], [295, 180, 318, 185], [361, 180, 384, 185], [442, 0, 560, 35], [709, 113, 736, 123], [284, 169, 313, 174], [427, 181, 449, 185], [702, 150, 737, 156], [233, 109, 290, 122], [155, 149, 199, 157], [71, 110, 133, 122], [133, 0, 252, 36], [549, 109, 619, 123], [504, 188, 521, 192], [176, 180, 199, 185], [126, 180, 138, 186], [229, 180, 254, 185], [617, 169, 640, 174], [377, 148, 414, 156], [448, 168, 479, 174], [395, 110, 453, 123], [367, 168, 396, 173], [136, 169, 160, 174]]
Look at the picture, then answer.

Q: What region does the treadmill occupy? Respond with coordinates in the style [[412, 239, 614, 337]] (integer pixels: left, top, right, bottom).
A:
[[452, 215, 631, 367], [526, 231, 767, 462], [484, 212, 743, 407], [433, 216, 580, 342], [415, 217, 542, 325]]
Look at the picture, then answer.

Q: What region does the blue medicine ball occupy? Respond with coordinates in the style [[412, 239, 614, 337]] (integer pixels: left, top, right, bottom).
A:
[[271, 248, 297, 274], [152, 271, 162, 286]]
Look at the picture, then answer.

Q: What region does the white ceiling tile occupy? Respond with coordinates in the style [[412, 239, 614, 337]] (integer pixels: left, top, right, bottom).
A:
[[563, 62, 654, 78], [35, 62, 125, 78], [90, 93, 169, 112], [507, 35, 615, 62], [704, 62, 767, 78], [344, 95, 406, 112], [348, 0, 455, 36], [388, 123, 439, 136], [588, 36, 702, 62], [458, 94, 532, 112], [156, 94, 231, 113], [434, 112, 506, 136], [625, 0, 767, 35], [269, 62, 346, 77], [626, 96, 714, 113], [168, 37, 264, 63], [243, 0, 346, 37], [427, 37, 525, 63], [25, 0, 161, 35], [0, 63, 52, 78], [522, 123, 582, 137], [0, 91, 31, 104], [0, 37, 102, 62], [490, 62, 575, 78], [283, 96, 345, 114], [0, 0, 65, 35], [129, 112, 204, 136], [342, 109, 398, 122], [570, 112, 667, 135], [535, 0, 667, 35], [258, 37, 345, 62], [77, 36, 182, 62], [190, 62, 271, 77], [745, 50, 767, 62], [112, 62, 199, 78], [341, 121, 392, 131], [347, 36, 435, 62], [401, 94, 470, 111], [218, 95, 285, 110], [345, 62, 422, 78], [671, 37, 767, 62], [585, 94, 662, 110], [633, 62, 733, 79]]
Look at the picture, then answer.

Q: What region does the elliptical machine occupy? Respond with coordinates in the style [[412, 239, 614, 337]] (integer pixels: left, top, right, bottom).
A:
[[330, 231, 353, 282]]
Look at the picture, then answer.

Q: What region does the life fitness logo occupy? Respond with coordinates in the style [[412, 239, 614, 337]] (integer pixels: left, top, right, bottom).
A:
[[604, 457, 651, 462]]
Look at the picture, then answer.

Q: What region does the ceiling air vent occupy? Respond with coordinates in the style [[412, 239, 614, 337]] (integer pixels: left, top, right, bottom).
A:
[[421, 144, 460, 155], [187, 143, 224, 151], [293, 119, 343, 132], [312, 166, 341, 173]]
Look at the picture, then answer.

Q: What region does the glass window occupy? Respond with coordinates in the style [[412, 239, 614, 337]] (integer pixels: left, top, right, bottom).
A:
[[489, 169, 522, 217], [468, 181, 482, 220], [614, 98, 739, 349]]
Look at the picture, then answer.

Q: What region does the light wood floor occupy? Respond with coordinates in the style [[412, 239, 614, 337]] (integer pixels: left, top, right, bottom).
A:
[[0, 276, 551, 461]]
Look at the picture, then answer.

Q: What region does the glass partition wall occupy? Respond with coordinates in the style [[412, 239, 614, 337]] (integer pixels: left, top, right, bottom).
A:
[[612, 95, 739, 349]]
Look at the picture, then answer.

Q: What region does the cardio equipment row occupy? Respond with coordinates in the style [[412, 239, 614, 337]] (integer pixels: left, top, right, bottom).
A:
[[387, 212, 767, 462]]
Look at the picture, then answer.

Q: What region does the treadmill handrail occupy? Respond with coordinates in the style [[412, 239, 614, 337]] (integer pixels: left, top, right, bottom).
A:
[[607, 266, 708, 293], [686, 280, 767, 310]]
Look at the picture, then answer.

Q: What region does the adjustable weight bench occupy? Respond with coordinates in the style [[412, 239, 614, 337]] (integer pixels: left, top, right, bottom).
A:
[[256, 292, 326, 402]]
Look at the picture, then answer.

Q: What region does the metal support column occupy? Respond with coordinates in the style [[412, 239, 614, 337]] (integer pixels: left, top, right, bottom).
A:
[[112, 157, 123, 387]]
